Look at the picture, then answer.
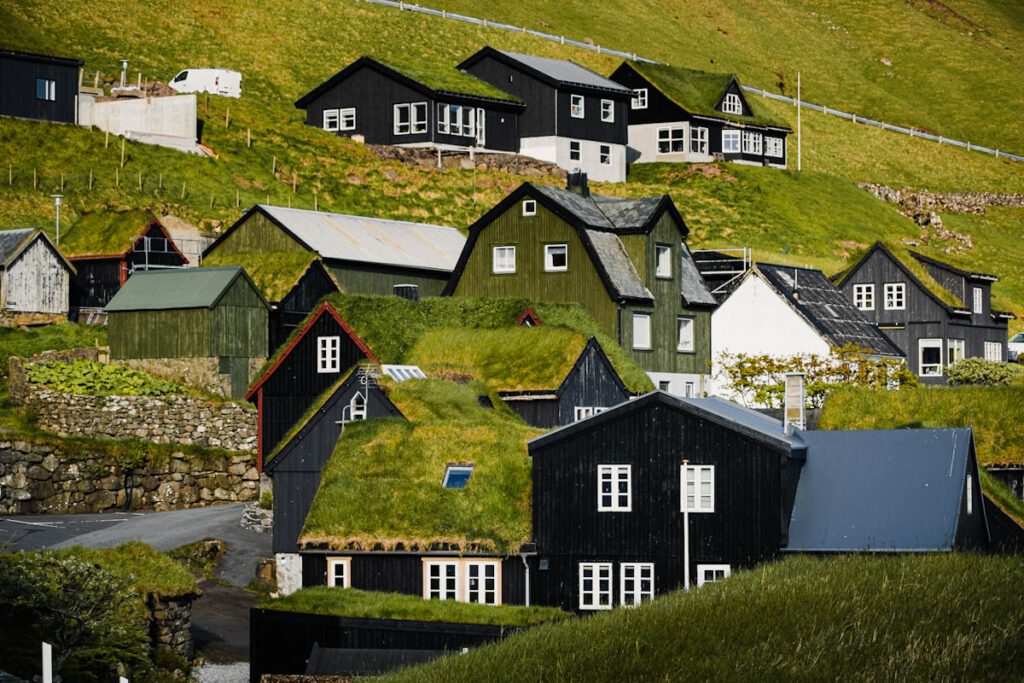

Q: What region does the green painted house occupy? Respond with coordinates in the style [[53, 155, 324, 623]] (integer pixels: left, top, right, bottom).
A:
[[444, 175, 717, 396], [106, 266, 269, 398]]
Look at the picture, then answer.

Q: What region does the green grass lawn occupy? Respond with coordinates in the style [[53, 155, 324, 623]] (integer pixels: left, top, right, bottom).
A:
[[0, 323, 107, 379], [380, 553, 1024, 682], [61, 542, 198, 599]]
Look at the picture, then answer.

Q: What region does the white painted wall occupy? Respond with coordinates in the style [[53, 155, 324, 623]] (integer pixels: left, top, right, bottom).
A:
[[275, 552, 303, 595], [79, 94, 197, 140], [520, 136, 627, 183], [646, 371, 707, 398], [628, 121, 690, 164], [710, 273, 830, 399], [2, 238, 69, 314]]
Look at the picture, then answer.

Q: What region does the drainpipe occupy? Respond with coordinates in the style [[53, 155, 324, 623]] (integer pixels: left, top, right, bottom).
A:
[[682, 458, 690, 592], [616, 303, 623, 347], [519, 551, 534, 606]]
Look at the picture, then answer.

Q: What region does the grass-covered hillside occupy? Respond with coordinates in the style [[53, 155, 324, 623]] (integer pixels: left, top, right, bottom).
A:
[[382, 554, 1024, 682]]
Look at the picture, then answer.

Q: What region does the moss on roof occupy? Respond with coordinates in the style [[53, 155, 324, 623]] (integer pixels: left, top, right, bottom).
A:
[[299, 378, 538, 554], [61, 542, 199, 598], [630, 62, 787, 128], [836, 241, 965, 309], [373, 53, 520, 103], [202, 250, 321, 302], [60, 209, 155, 257]]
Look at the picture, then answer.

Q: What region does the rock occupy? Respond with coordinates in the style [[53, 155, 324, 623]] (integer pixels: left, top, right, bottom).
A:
[[84, 490, 116, 510], [26, 465, 50, 481]]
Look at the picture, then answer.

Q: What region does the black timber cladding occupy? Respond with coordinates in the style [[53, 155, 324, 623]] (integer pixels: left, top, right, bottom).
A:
[[269, 261, 340, 354], [0, 50, 81, 124]]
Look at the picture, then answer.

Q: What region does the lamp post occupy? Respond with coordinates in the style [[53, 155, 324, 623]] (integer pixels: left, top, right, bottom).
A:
[[51, 194, 63, 244]]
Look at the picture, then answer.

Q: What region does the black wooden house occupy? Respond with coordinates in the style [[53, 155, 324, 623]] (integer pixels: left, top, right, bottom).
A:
[[0, 49, 82, 124], [295, 55, 524, 152], [834, 242, 1014, 382]]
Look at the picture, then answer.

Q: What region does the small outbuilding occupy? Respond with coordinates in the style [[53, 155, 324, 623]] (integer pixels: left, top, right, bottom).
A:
[[105, 266, 269, 398], [0, 228, 75, 317], [0, 49, 82, 124]]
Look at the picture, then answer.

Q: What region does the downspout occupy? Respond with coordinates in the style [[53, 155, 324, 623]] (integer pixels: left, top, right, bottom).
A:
[[616, 302, 623, 347], [519, 551, 534, 606]]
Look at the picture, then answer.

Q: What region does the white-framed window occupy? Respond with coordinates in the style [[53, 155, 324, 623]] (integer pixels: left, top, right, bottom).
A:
[[424, 561, 460, 600], [544, 244, 568, 272], [682, 464, 714, 513], [522, 199, 537, 216], [697, 564, 731, 587], [317, 336, 340, 373], [599, 144, 611, 165], [601, 99, 614, 122], [690, 126, 708, 155], [394, 102, 427, 135], [631, 88, 648, 109], [765, 136, 783, 158], [677, 317, 694, 352], [632, 313, 651, 350], [465, 561, 499, 605], [570, 94, 585, 118], [323, 109, 340, 132], [884, 283, 906, 310], [966, 474, 974, 515], [853, 284, 875, 311], [722, 130, 740, 153], [339, 108, 356, 131], [742, 131, 763, 155], [327, 557, 351, 588], [657, 127, 685, 154], [349, 391, 367, 421], [579, 562, 613, 610], [947, 339, 965, 366], [421, 559, 500, 604], [35, 78, 56, 101], [574, 406, 607, 422], [658, 380, 671, 391], [597, 464, 631, 512], [656, 244, 672, 278], [437, 103, 475, 137], [569, 140, 582, 162], [721, 93, 742, 115], [973, 287, 983, 314], [442, 464, 473, 489], [684, 381, 695, 398], [492, 246, 516, 274], [919, 338, 943, 377], [984, 341, 1002, 362], [620, 562, 654, 607]]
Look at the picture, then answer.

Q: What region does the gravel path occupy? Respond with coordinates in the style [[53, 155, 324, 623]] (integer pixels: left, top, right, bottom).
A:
[[194, 662, 249, 683]]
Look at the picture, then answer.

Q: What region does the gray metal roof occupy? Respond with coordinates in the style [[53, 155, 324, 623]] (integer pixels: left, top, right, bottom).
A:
[[495, 50, 632, 93], [0, 228, 34, 265], [584, 229, 653, 301], [786, 428, 973, 552], [756, 263, 904, 357], [259, 205, 466, 273], [105, 266, 264, 311], [679, 246, 718, 306], [678, 395, 805, 452]]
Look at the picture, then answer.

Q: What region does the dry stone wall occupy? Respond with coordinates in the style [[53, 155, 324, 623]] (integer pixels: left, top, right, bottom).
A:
[[150, 593, 199, 660], [369, 144, 567, 178], [860, 184, 1024, 215]]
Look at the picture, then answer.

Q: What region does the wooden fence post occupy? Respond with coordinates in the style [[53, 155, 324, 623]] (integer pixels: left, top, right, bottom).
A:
[[120, 138, 126, 168], [89, 169, 94, 190], [33, 168, 37, 189], [181, 181, 186, 199]]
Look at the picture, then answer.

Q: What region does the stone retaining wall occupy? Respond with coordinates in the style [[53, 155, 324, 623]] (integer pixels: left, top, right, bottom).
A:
[[119, 356, 264, 400], [860, 184, 1024, 215], [369, 144, 567, 178], [0, 439, 259, 513]]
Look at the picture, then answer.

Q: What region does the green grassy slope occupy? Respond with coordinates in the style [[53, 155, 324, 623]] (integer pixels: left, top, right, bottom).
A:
[[381, 554, 1024, 682]]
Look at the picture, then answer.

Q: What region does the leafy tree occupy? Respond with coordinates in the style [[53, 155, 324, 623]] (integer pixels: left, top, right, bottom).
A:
[[716, 345, 918, 408], [947, 358, 1024, 386]]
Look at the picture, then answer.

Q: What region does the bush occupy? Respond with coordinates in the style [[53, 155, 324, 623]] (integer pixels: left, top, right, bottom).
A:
[[26, 359, 189, 396], [947, 358, 1024, 386], [260, 490, 273, 510]]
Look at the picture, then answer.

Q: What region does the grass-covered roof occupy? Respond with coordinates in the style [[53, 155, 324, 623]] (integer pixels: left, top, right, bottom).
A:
[[630, 62, 787, 128], [299, 378, 539, 554], [202, 250, 323, 302], [375, 53, 520, 103], [59, 209, 155, 257], [834, 241, 965, 309], [61, 542, 199, 598]]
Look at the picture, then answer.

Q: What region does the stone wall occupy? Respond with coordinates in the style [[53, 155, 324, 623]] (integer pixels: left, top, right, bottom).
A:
[[119, 356, 264, 400], [861, 184, 1024, 216], [369, 144, 567, 178], [150, 593, 199, 660], [0, 311, 67, 328], [0, 439, 259, 513]]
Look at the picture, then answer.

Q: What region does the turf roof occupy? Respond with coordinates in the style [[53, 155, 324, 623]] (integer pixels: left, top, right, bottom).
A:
[[299, 378, 538, 554], [202, 250, 324, 302], [374, 53, 520, 103], [59, 209, 157, 257], [834, 241, 965, 309], [628, 62, 787, 129]]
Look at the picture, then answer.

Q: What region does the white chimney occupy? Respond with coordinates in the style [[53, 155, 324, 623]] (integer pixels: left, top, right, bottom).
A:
[[783, 372, 806, 434]]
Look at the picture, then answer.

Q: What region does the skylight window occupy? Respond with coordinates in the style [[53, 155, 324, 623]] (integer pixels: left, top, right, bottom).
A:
[[442, 465, 474, 489]]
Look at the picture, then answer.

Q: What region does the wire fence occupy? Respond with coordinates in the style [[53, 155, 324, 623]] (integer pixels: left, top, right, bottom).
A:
[[362, 0, 1023, 163]]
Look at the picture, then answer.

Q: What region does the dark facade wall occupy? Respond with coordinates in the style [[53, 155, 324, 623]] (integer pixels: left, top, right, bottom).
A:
[[270, 263, 340, 353], [531, 400, 789, 611], [210, 276, 270, 359], [463, 56, 555, 139], [954, 452, 989, 550], [504, 398, 559, 429], [556, 344, 630, 425], [919, 260, 997, 329], [0, 54, 79, 123], [553, 89, 629, 145], [108, 308, 209, 359], [126, 224, 190, 269], [70, 258, 122, 309], [208, 211, 309, 256], [273, 471, 324, 555], [608, 65, 686, 126], [327, 261, 449, 298]]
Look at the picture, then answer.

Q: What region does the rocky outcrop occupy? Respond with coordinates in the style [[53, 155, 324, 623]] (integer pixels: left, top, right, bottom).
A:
[[860, 184, 1024, 216], [242, 502, 273, 533], [369, 144, 567, 178]]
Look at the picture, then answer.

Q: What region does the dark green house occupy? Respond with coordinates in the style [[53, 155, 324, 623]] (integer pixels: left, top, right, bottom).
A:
[[444, 175, 718, 396], [106, 266, 269, 398]]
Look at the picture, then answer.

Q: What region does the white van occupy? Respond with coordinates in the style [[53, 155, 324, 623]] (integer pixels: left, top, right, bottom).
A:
[[168, 69, 242, 98]]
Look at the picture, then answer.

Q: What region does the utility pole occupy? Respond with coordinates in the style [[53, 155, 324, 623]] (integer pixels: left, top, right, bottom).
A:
[[683, 459, 690, 592], [51, 194, 63, 244], [796, 72, 802, 172]]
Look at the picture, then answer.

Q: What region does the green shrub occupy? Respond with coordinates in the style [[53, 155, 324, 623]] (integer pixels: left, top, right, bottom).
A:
[[26, 359, 189, 396], [259, 490, 273, 510], [947, 358, 1024, 386]]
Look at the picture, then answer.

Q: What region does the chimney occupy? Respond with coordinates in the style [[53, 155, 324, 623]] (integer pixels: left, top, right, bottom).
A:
[[783, 372, 806, 434], [566, 170, 589, 197]]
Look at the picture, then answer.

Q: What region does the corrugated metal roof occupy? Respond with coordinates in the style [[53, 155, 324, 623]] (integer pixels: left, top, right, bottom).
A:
[[0, 229, 34, 266], [786, 428, 972, 552], [496, 50, 632, 93], [678, 395, 805, 452], [584, 229, 653, 301], [381, 364, 427, 382], [757, 263, 903, 357], [259, 205, 465, 273], [105, 266, 254, 311]]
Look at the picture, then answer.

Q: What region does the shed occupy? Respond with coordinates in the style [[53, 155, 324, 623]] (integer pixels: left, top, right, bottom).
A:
[[0, 228, 75, 316], [0, 49, 82, 123], [106, 266, 269, 398]]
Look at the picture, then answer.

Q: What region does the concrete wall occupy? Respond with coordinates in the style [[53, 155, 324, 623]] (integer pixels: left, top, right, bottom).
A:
[[520, 136, 627, 183], [79, 93, 197, 140]]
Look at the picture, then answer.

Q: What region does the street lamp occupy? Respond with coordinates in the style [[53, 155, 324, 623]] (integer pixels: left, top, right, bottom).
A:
[[51, 194, 63, 245]]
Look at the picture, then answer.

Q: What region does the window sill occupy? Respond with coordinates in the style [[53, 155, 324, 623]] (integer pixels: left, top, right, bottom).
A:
[[632, 347, 653, 352], [677, 349, 696, 355], [656, 275, 673, 280], [491, 271, 517, 276], [544, 268, 568, 274]]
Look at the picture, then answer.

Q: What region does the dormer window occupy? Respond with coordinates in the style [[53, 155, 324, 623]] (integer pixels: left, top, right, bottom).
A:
[[570, 94, 585, 119], [721, 93, 742, 115], [442, 465, 473, 489], [973, 287, 983, 313]]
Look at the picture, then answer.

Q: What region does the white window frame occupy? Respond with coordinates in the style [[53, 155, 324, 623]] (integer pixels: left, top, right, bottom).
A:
[[721, 93, 742, 115], [424, 560, 460, 601], [722, 130, 740, 154], [544, 244, 568, 272], [657, 127, 685, 155], [765, 136, 783, 158], [984, 341, 1002, 362], [973, 287, 983, 314], [620, 562, 654, 607], [631, 88, 648, 109], [522, 199, 537, 216], [579, 562, 613, 610], [742, 130, 763, 155], [574, 406, 607, 422], [697, 564, 731, 587], [601, 99, 615, 123], [349, 391, 367, 421], [327, 557, 351, 588], [947, 339, 965, 366], [599, 144, 611, 165], [317, 336, 340, 373], [36, 78, 56, 101], [598, 464, 631, 512], [966, 474, 973, 515], [655, 244, 672, 279], [884, 283, 906, 310], [569, 140, 581, 162], [442, 465, 474, 489], [465, 561, 500, 605], [690, 126, 708, 155], [853, 284, 875, 311], [570, 94, 585, 119], [394, 102, 427, 135], [632, 313, 651, 351], [323, 109, 340, 132], [919, 338, 943, 377], [677, 317, 695, 353], [492, 245, 516, 274], [681, 464, 714, 513], [684, 381, 695, 398], [339, 107, 356, 131]]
